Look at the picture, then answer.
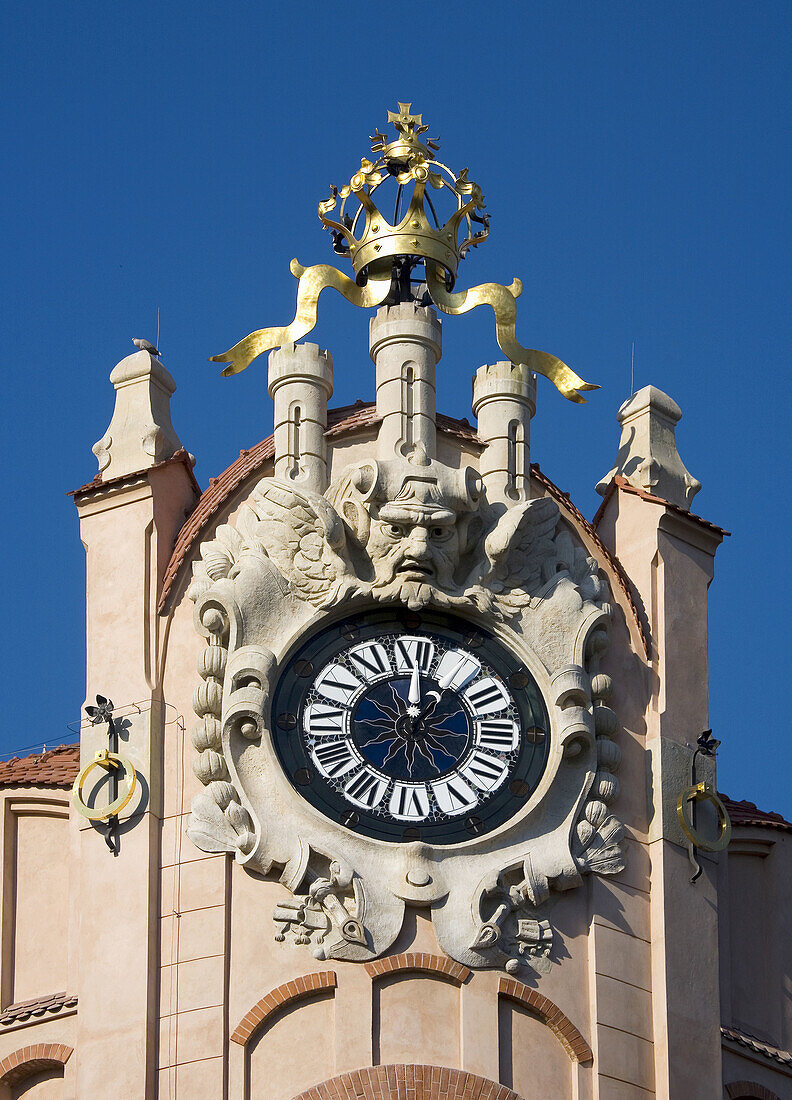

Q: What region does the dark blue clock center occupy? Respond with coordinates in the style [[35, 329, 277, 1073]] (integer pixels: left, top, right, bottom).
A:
[[351, 676, 471, 782]]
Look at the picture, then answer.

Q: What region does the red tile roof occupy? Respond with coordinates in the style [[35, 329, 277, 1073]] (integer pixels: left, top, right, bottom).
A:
[[68, 448, 201, 500], [156, 403, 650, 656], [593, 475, 730, 537], [721, 795, 792, 833], [721, 1024, 792, 1067], [0, 992, 78, 1027], [0, 745, 80, 789], [158, 402, 481, 611], [532, 465, 651, 656]]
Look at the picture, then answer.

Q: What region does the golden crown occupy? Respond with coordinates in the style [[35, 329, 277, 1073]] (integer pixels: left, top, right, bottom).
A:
[[318, 103, 488, 287], [210, 103, 599, 403]]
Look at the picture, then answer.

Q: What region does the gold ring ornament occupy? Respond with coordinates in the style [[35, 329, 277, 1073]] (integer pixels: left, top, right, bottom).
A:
[[72, 749, 137, 822], [676, 781, 732, 852]]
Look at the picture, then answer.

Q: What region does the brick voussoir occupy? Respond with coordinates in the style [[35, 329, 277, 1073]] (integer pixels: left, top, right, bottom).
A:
[[497, 976, 592, 1064], [364, 952, 470, 985], [231, 970, 337, 1047]]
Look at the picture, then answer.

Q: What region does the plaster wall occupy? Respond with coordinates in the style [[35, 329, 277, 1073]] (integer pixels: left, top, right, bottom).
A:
[[8, 1069, 65, 1098], [148, 437, 662, 1099], [721, 827, 792, 1055], [16, 390, 748, 1098], [3, 804, 69, 1006]]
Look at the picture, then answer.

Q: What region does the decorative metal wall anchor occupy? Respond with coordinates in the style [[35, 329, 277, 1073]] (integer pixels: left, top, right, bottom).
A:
[[676, 730, 731, 881], [72, 695, 137, 853], [209, 103, 598, 404]]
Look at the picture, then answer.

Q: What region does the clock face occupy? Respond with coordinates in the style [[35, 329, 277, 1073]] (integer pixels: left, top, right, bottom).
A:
[[271, 609, 551, 844]]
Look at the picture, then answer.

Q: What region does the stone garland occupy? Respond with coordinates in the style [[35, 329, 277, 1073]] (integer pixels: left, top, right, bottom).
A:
[[573, 621, 624, 875], [189, 608, 255, 857]]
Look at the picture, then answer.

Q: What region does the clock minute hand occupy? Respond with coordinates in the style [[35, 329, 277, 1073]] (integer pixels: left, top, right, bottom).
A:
[[408, 658, 422, 708]]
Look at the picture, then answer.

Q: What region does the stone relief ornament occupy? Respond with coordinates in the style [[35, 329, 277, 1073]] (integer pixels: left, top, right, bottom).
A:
[[187, 446, 624, 974]]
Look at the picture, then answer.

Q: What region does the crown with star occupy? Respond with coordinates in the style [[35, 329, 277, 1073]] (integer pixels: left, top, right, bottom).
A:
[[318, 102, 489, 286]]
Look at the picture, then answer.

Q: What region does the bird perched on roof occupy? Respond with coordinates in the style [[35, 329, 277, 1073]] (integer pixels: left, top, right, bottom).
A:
[[133, 338, 160, 356]]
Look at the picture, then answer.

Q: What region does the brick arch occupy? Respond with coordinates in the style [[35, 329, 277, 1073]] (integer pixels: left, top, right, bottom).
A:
[[499, 976, 592, 1063], [726, 1084, 782, 1100], [365, 952, 471, 985], [230, 971, 336, 1046], [292, 1064, 524, 1099], [0, 1043, 73, 1086]]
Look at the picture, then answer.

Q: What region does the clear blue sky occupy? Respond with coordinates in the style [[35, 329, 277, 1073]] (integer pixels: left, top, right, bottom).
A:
[[2, 2, 790, 814]]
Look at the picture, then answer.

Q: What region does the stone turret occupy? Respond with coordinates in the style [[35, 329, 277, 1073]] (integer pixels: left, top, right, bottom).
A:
[[268, 342, 334, 491], [92, 349, 185, 479], [472, 360, 537, 509], [596, 385, 701, 510], [369, 303, 441, 459]]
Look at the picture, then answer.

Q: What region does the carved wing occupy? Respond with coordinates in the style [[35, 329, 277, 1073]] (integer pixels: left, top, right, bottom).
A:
[[246, 480, 354, 607], [471, 496, 560, 598]]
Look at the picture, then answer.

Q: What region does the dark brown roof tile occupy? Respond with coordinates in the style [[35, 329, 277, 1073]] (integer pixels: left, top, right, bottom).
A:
[[0, 992, 78, 1026], [0, 744, 80, 789], [720, 795, 792, 833]]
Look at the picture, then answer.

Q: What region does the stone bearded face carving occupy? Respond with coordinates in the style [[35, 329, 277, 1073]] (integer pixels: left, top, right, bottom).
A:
[[368, 501, 461, 606], [328, 449, 481, 610]]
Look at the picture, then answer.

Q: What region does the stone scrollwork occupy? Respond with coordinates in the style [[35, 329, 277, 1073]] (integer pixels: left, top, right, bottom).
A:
[[187, 445, 624, 972], [471, 860, 555, 975], [273, 861, 367, 961]]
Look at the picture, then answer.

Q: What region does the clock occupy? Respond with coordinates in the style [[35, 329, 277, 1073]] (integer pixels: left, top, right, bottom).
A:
[[271, 608, 551, 844]]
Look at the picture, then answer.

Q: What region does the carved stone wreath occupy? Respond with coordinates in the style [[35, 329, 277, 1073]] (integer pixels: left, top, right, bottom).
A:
[[187, 448, 624, 974]]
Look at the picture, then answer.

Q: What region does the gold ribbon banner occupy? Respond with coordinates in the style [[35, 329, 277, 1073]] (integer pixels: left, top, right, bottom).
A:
[[425, 264, 598, 404], [209, 260, 393, 376]]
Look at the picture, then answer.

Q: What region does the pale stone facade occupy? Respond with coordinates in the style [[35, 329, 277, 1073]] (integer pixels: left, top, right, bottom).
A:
[[0, 311, 788, 1100]]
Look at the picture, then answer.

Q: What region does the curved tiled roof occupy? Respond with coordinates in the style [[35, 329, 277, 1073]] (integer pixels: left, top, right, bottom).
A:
[[593, 475, 730, 538], [721, 1024, 792, 1068], [156, 401, 650, 657], [531, 465, 650, 656], [0, 744, 79, 789], [721, 795, 792, 833]]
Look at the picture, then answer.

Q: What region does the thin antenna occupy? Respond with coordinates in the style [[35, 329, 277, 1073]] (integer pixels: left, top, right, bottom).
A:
[[629, 343, 638, 400], [156, 307, 160, 353]]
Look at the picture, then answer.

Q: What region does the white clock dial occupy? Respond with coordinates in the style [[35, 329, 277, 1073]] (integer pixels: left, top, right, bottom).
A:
[[273, 611, 550, 844]]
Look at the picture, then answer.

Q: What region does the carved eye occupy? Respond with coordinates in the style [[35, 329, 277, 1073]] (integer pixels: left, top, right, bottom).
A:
[[430, 527, 451, 540], [387, 524, 404, 537]]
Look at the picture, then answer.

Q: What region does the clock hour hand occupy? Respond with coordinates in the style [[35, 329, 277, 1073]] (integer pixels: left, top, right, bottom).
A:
[[437, 655, 468, 693], [419, 655, 470, 723]]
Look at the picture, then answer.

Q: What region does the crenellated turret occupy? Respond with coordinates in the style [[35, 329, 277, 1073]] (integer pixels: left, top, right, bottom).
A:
[[369, 302, 441, 459], [268, 341, 334, 491], [472, 359, 537, 508]]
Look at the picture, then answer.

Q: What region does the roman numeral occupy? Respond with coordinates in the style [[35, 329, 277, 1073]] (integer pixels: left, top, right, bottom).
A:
[[312, 739, 358, 778], [460, 749, 508, 791], [475, 718, 519, 752], [393, 637, 435, 674], [463, 676, 509, 716], [389, 783, 430, 821], [348, 642, 391, 681], [344, 768, 387, 809], [303, 703, 346, 736], [314, 663, 364, 704], [432, 775, 478, 815], [435, 649, 480, 691]]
